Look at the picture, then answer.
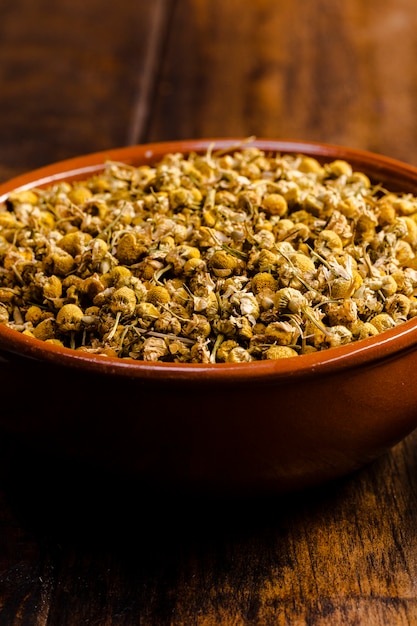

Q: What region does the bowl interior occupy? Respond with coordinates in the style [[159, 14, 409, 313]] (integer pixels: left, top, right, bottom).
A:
[[1, 137, 417, 382]]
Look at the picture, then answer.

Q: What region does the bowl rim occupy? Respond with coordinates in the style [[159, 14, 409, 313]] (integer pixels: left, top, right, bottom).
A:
[[2, 137, 417, 383], [3, 136, 417, 196]]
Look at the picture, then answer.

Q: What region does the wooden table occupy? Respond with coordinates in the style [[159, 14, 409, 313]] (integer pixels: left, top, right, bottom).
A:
[[2, 1, 417, 623]]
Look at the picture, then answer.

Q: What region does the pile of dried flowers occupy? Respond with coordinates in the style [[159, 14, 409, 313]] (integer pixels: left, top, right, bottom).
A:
[[1, 145, 417, 363]]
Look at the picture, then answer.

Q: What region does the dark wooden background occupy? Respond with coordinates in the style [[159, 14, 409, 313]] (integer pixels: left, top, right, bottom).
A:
[[2, 1, 417, 624]]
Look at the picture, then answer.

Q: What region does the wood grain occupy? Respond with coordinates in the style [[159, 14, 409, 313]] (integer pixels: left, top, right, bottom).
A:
[[2, 433, 417, 624], [148, 0, 417, 166], [1, 0, 417, 624], [0, 0, 171, 181]]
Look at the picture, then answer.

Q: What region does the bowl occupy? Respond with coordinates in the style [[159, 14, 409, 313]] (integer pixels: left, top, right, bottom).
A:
[[1, 137, 417, 496]]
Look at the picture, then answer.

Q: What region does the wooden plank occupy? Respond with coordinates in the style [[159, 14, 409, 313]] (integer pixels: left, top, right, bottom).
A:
[[0, 0, 171, 182], [148, 0, 417, 167], [1, 433, 417, 624]]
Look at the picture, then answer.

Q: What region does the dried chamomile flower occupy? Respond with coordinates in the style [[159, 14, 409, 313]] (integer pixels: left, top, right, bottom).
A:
[[0, 304, 9, 324], [369, 313, 396, 333], [182, 313, 211, 340], [264, 345, 298, 359], [32, 317, 56, 341], [326, 159, 352, 178], [225, 346, 253, 362], [384, 293, 410, 320], [146, 285, 171, 306], [107, 286, 137, 340], [2, 146, 417, 362], [43, 275, 63, 300], [262, 193, 288, 216], [264, 321, 298, 346], [8, 189, 39, 206], [56, 303, 84, 332], [208, 250, 239, 277], [58, 231, 91, 257], [216, 339, 239, 362], [352, 320, 379, 340], [115, 233, 146, 265], [315, 230, 344, 257], [323, 300, 358, 326], [25, 305, 43, 325], [142, 336, 169, 361], [325, 325, 353, 347], [274, 287, 308, 315], [43, 249, 75, 276], [252, 272, 278, 294]]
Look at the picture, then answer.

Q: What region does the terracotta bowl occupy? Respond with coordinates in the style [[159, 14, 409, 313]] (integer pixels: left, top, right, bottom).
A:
[[1, 138, 417, 495]]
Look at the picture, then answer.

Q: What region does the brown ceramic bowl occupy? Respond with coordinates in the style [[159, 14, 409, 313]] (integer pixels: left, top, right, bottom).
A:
[[1, 138, 417, 495]]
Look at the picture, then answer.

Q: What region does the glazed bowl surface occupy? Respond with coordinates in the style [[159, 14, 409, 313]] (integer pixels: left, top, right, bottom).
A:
[[2, 138, 417, 495]]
